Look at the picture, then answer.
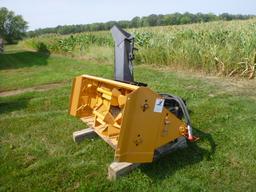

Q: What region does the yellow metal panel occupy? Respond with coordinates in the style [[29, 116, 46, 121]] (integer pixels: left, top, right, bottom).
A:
[[81, 75, 139, 90], [155, 108, 186, 148], [69, 76, 83, 117], [115, 87, 164, 163]]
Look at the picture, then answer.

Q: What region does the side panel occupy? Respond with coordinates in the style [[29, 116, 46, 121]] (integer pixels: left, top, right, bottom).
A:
[[69, 76, 83, 117], [115, 87, 164, 163], [115, 87, 187, 163]]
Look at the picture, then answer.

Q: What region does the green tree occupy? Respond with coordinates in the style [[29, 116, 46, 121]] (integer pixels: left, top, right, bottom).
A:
[[131, 16, 141, 28], [0, 7, 28, 43], [147, 14, 158, 26]]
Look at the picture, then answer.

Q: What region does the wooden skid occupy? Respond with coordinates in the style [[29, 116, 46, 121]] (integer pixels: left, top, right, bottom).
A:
[[108, 162, 140, 181], [81, 116, 94, 127], [79, 116, 118, 149], [73, 127, 97, 142], [94, 129, 117, 149]]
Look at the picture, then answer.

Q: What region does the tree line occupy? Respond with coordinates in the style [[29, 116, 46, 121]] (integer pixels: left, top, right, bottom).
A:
[[0, 7, 254, 43], [27, 12, 254, 37]]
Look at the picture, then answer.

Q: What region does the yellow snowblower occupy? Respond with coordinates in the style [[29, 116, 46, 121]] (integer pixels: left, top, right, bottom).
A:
[[69, 26, 197, 163]]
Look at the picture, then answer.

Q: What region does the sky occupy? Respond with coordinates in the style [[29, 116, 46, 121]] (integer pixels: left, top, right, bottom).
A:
[[1, 0, 256, 30]]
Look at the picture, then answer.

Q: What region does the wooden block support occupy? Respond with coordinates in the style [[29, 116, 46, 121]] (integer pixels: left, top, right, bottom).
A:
[[108, 162, 140, 181], [73, 128, 97, 143]]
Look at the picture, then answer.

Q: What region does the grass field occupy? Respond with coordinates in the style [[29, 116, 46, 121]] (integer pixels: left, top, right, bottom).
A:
[[0, 45, 256, 191]]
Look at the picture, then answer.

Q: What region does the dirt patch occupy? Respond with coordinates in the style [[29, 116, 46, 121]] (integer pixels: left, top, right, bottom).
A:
[[143, 65, 256, 95], [202, 76, 256, 96], [0, 81, 68, 97]]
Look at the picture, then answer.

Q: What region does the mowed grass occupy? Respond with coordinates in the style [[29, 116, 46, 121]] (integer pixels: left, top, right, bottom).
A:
[[0, 45, 256, 191], [0, 45, 113, 91]]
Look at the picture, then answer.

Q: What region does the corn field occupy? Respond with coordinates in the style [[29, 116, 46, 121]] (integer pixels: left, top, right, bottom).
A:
[[21, 19, 256, 78]]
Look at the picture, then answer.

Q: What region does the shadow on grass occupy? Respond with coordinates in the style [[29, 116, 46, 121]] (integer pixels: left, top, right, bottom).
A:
[[140, 128, 216, 180], [0, 96, 32, 114], [0, 44, 50, 70]]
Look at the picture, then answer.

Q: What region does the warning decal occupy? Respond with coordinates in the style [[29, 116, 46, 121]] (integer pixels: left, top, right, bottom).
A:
[[153, 98, 165, 113]]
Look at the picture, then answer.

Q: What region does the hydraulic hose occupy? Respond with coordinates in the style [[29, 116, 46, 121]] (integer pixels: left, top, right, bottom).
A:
[[160, 93, 194, 141]]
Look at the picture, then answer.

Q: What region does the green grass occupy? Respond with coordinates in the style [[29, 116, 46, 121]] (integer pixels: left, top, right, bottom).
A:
[[0, 45, 256, 191], [0, 45, 113, 91]]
